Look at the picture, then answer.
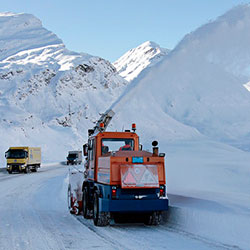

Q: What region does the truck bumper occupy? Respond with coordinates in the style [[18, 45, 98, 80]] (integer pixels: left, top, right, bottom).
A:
[[6, 165, 25, 172], [99, 198, 168, 213]]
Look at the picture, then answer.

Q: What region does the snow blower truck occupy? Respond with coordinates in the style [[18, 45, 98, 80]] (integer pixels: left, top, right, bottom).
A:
[[67, 109, 168, 226]]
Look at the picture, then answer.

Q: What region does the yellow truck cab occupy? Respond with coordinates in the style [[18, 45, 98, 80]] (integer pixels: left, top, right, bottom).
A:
[[5, 147, 41, 174]]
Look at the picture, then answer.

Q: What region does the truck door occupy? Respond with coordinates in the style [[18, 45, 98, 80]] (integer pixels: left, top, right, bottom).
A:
[[88, 138, 95, 180]]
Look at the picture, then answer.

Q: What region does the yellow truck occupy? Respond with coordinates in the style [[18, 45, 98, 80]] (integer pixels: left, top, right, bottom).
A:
[[5, 147, 41, 174]]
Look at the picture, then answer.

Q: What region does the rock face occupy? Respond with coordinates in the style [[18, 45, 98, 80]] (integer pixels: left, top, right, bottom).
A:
[[0, 12, 127, 164], [113, 41, 169, 82]]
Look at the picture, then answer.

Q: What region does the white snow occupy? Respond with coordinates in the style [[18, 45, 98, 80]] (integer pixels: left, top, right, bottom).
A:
[[111, 4, 250, 151], [107, 4, 250, 249], [1, 5, 250, 250], [0, 13, 128, 166], [0, 164, 241, 250], [113, 41, 169, 82], [243, 80, 250, 91]]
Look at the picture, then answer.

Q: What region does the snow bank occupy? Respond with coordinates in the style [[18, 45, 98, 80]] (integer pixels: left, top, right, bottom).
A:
[[163, 139, 250, 249], [167, 203, 250, 249]]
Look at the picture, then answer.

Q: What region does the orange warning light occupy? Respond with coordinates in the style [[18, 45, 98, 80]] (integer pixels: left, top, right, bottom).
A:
[[132, 123, 136, 132]]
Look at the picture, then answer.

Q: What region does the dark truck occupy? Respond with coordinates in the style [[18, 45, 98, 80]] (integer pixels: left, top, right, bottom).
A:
[[67, 151, 82, 165]]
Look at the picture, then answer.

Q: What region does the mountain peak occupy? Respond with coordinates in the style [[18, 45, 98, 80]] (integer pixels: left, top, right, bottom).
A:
[[113, 41, 169, 82], [138, 40, 160, 48], [0, 12, 128, 164], [0, 12, 63, 64], [0, 12, 18, 17], [0, 12, 42, 30]]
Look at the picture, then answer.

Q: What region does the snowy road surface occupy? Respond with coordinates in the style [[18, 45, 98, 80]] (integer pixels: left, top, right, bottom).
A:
[[0, 164, 240, 250]]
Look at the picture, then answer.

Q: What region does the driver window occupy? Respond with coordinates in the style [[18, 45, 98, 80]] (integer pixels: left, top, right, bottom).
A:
[[101, 138, 134, 155]]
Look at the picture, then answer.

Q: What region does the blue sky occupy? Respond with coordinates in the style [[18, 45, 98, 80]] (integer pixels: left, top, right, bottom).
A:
[[1, 0, 249, 62]]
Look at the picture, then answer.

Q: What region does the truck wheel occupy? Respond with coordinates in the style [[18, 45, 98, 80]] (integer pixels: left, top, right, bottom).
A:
[[7, 170, 12, 174], [31, 166, 37, 172], [82, 187, 91, 219], [93, 192, 110, 226], [24, 166, 30, 174], [144, 211, 161, 226]]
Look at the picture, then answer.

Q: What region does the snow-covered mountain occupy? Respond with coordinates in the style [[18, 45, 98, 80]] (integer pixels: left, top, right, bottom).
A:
[[1, 8, 250, 249], [2, 4, 250, 167], [1, 8, 250, 250], [111, 4, 250, 151], [113, 41, 169, 82], [0, 12, 127, 165]]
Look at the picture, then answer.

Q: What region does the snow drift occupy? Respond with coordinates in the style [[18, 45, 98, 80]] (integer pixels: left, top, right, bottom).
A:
[[112, 4, 250, 151], [109, 5, 250, 248]]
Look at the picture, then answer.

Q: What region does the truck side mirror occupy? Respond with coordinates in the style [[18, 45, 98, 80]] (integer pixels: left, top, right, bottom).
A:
[[83, 144, 88, 156], [139, 144, 143, 151]]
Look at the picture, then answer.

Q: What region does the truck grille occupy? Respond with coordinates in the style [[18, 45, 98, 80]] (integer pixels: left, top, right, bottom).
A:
[[10, 165, 21, 171]]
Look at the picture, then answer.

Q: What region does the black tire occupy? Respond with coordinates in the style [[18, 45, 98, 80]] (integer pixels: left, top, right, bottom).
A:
[[31, 165, 37, 172], [93, 192, 110, 226], [82, 187, 91, 219], [24, 166, 30, 174], [144, 211, 161, 226], [7, 170, 12, 174]]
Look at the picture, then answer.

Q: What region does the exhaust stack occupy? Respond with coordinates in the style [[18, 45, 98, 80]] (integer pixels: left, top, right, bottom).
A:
[[152, 141, 159, 156]]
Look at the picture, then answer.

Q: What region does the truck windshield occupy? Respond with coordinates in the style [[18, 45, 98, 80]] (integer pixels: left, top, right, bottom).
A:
[[5, 150, 27, 159], [68, 154, 77, 159], [101, 138, 134, 155]]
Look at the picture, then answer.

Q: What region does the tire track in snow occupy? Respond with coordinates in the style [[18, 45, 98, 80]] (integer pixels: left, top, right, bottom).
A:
[[156, 223, 241, 250], [0, 164, 64, 182], [0, 165, 115, 250], [160, 208, 242, 250], [75, 214, 225, 250], [76, 216, 133, 250]]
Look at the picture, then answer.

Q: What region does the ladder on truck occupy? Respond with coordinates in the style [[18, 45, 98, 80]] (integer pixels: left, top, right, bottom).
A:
[[88, 109, 115, 136]]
